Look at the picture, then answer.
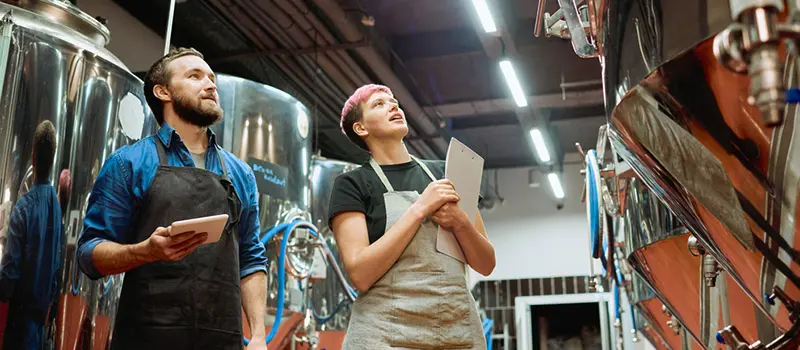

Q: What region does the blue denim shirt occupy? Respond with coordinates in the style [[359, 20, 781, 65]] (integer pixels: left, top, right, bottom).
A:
[[0, 183, 62, 317], [76, 123, 267, 280]]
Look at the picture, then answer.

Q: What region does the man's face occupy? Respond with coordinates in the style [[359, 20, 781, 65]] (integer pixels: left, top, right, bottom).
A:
[[165, 55, 222, 127], [356, 91, 408, 140]]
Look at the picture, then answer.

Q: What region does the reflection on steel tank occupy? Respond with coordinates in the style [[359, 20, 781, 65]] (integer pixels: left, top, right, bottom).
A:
[[0, 0, 156, 349], [621, 175, 776, 348], [608, 191, 686, 350], [597, 0, 800, 346], [308, 155, 359, 331], [210, 74, 315, 342]]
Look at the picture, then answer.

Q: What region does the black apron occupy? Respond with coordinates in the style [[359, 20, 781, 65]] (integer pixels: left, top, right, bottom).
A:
[[110, 139, 243, 350]]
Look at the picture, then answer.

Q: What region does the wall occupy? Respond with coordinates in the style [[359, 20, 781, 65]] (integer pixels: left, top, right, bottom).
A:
[[76, 0, 164, 72], [470, 159, 601, 287]]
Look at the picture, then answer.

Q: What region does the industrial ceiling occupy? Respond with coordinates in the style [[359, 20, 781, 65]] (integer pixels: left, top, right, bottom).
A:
[[112, 0, 604, 171]]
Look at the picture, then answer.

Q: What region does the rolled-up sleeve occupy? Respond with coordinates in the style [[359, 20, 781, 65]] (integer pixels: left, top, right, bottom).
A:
[[76, 153, 135, 280], [238, 168, 267, 278]]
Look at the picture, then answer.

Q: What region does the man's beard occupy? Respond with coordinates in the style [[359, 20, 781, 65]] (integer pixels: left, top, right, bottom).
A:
[[172, 89, 223, 127]]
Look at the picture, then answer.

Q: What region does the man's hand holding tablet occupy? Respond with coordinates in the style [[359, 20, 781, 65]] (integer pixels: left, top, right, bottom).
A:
[[144, 214, 229, 262]]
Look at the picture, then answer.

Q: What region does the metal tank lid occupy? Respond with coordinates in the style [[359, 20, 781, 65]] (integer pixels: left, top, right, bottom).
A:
[[3, 0, 110, 46]]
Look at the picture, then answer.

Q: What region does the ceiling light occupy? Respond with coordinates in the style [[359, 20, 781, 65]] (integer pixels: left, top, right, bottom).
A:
[[472, 0, 497, 33], [499, 60, 528, 107], [529, 128, 551, 163], [548, 172, 565, 199]]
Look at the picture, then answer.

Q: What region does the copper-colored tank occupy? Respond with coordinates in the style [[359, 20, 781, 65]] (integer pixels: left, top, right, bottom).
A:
[[619, 177, 774, 348], [591, 0, 800, 346]]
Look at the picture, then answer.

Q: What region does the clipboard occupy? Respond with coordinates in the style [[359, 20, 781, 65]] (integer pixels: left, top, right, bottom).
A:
[[437, 138, 484, 264]]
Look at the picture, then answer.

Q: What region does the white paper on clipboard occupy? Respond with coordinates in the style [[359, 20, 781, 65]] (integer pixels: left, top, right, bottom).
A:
[[437, 138, 484, 264]]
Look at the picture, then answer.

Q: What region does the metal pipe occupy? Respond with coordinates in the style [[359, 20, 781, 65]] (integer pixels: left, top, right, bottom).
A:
[[207, 0, 343, 125], [208, 41, 371, 64], [534, 0, 547, 37], [252, 0, 358, 95], [222, 0, 346, 106], [208, 0, 407, 156], [250, 0, 432, 155], [316, 235, 356, 302], [545, 8, 564, 28], [266, 0, 434, 157], [313, 0, 445, 159], [274, 0, 372, 86], [239, 0, 349, 105], [164, 0, 176, 55], [560, 79, 603, 89], [587, 0, 598, 38]]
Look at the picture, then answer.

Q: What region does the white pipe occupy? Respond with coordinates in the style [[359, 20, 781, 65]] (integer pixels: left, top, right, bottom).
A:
[[560, 79, 603, 89], [164, 0, 177, 55]]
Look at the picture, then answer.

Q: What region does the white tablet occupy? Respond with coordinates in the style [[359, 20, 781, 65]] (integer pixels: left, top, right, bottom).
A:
[[170, 214, 229, 244]]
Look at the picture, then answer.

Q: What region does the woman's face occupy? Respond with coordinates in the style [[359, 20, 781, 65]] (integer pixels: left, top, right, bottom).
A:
[[356, 91, 408, 141]]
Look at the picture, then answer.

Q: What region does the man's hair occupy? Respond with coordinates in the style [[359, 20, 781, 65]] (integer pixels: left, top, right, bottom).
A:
[[33, 120, 57, 181], [144, 47, 204, 125], [340, 84, 393, 151]]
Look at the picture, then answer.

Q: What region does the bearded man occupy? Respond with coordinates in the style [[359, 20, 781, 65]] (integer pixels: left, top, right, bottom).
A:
[[76, 47, 268, 350]]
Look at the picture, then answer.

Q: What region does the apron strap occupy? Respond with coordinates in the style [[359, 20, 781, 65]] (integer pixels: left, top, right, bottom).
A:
[[155, 136, 169, 166], [411, 155, 437, 182], [368, 155, 438, 192], [155, 134, 231, 180], [368, 157, 394, 192], [214, 144, 231, 180]]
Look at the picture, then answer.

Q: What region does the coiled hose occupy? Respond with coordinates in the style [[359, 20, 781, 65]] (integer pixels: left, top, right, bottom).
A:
[[243, 219, 356, 346]]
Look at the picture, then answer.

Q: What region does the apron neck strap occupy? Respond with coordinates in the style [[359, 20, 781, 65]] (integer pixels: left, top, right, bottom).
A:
[[156, 137, 169, 166], [413, 155, 437, 182], [155, 138, 231, 179], [368, 155, 437, 192]]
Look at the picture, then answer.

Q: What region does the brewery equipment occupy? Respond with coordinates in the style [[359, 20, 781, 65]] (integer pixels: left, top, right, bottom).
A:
[[0, 0, 156, 348], [308, 155, 359, 331], [547, 0, 800, 347], [211, 74, 315, 345]]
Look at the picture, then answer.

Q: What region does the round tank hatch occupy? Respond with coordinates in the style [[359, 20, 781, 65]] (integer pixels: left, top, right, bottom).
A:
[[296, 102, 309, 139], [4, 0, 111, 46]]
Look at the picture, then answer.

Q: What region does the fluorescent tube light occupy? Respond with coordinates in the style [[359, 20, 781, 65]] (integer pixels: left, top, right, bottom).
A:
[[548, 172, 565, 199], [529, 128, 551, 163], [499, 60, 528, 107], [472, 0, 497, 33]]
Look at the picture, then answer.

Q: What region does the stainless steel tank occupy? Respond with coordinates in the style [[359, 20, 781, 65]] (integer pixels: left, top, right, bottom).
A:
[[308, 155, 358, 331], [626, 273, 676, 350], [597, 0, 800, 345], [621, 176, 775, 348], [0, 1, 156, 349], [210, 74, 314, 341]]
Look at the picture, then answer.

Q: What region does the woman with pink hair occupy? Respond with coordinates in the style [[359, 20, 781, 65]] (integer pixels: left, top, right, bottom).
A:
[[328, 84, 495, 349]]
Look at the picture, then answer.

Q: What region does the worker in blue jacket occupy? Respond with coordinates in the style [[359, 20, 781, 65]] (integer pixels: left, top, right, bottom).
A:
[[0, 120, 63, 349], [76, 47, 268, 350]]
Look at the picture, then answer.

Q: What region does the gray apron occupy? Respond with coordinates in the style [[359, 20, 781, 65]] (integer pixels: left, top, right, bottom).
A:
[[341, 156, 486, 350]]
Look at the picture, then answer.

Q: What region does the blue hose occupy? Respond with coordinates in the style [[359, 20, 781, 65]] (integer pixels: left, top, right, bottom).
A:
[[244, 220, 322, 346], [586, 150, 601, 260], [483, 318, 494, 350], [310, 296, 352, 325], [613, 283, 621, 320], [243, 219, 358, 346], [70, 251, 81, 296]]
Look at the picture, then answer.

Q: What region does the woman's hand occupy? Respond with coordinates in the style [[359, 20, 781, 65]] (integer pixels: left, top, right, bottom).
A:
[[432, 203, 470, 231], [413, 179, 460, 217]]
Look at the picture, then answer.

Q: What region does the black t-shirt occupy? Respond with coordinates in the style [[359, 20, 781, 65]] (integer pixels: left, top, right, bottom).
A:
[[328, 159, 448, 244]]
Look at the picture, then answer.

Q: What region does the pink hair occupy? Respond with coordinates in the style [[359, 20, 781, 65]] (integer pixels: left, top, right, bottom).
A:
[[340, 84, 393, 134]]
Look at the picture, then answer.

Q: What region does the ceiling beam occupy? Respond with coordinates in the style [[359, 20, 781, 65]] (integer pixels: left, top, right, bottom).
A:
[[425, 89, 604, 119], [208, 40, 372, 64]]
